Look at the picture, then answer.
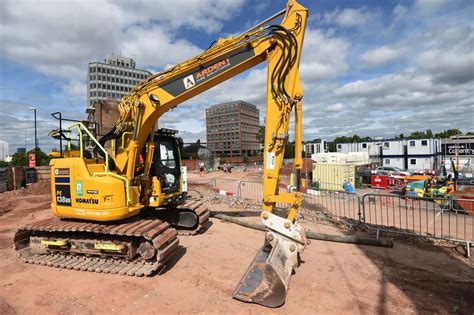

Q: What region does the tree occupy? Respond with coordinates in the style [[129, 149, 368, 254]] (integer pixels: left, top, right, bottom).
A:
[[329, 135, 372, 152], [284, 141, 295, 158], [434, 129, 462, 139], [11, 152, 26, 166], [11, 148, 50, 167], [176, 137, 188, 159], [408, 131, 425, 139], [32, 148, 49, 166], [426, 129, 433, 138]]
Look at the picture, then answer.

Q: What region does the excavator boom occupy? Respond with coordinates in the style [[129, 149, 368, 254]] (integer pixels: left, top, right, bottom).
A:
[[15, 0, 309, 308]]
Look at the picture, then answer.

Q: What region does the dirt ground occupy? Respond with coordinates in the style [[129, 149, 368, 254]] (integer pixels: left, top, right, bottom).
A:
[[0, 182, 473, 314]]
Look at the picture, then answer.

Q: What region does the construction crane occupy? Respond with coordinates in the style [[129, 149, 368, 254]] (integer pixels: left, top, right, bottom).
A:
[[14, 0, 308, 308]]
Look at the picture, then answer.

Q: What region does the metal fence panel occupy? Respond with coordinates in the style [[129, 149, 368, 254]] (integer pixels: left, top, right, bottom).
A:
[[187, 178, 473, 247], [302, 190, 361, 221], [361, 193, 474, 243]]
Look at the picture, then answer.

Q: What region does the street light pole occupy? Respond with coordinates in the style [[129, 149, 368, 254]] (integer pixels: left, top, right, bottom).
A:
[[29, 107, 37, 165]]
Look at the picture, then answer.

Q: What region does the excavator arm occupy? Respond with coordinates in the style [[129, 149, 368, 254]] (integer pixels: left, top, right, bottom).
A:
[[98, 1, 309, 307]]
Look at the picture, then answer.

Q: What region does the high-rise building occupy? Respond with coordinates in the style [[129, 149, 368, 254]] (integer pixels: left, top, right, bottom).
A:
[[0, 140, 9, 161], [206, 101, 260, 157], [87, 54, 152, 107]]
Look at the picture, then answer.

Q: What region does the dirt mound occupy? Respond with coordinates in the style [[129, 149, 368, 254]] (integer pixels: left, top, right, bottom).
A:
[[0, 182, 51, 199], [0, 200, 15, 217], [23, 182, 51, 195], [0, 182, 50, 216]]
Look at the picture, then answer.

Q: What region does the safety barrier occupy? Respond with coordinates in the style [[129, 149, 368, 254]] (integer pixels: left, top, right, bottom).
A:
[[361, 193, 473, 247], [188, 178, 473, 256]]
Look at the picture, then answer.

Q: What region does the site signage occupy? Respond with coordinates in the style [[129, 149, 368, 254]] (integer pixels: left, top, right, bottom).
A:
[[28, 153, 36, 168], [441, 143, 474, 156]]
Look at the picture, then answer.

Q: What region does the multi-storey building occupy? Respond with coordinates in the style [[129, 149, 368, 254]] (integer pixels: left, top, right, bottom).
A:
[[206, 101, 260, 157], [0, 140, 9, 161], [87, 54, 152, 107], [336, 138, 441, 171]]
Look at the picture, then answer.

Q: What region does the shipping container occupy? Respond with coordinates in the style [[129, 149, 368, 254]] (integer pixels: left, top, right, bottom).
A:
[[312, 163, 355, 191]]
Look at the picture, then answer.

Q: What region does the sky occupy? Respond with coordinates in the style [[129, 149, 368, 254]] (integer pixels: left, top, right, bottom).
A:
[[0, 0, 473, 154]]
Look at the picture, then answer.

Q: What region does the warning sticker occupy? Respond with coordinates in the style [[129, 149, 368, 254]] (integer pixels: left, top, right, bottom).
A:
[[54, 168, 70, 176], [56, 185, 72, 207], [266, 152, 276, 170]]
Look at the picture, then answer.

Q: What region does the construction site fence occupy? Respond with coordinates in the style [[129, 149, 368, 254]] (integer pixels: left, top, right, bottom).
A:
[[188, 178, 473, 255], [0, 166, 51, 193]]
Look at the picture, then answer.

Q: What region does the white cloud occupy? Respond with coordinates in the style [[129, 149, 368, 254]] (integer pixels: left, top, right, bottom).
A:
[[300, 29, 349, 81], [415, 27, 474, 84], [322, 7, 378, 28], [0, 101, 59, 152], [120, 26, 202, 69], [325, 103, 344, 112], [0, 0, 245, 80], [62, 80, 87, 103], [360, 46, 404, 68], [414, 0, 450, 15]]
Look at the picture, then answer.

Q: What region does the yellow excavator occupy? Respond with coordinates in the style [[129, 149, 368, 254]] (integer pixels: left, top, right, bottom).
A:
[[14, 1, 308, 307]]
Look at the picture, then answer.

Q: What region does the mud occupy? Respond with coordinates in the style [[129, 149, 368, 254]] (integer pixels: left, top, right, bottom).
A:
[[0, 182, 473, 314]]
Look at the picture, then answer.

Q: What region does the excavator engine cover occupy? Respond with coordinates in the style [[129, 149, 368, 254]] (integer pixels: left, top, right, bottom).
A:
[[233, 236, 297, 308]]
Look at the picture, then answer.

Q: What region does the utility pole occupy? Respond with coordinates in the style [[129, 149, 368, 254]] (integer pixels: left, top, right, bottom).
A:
[[29, 107, 37, 165]]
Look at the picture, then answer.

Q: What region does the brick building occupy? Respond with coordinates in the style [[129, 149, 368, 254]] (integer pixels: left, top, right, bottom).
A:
[[206, 101, 260, 157], [86, 99, 120, 137], [87, 54, 152, 107]]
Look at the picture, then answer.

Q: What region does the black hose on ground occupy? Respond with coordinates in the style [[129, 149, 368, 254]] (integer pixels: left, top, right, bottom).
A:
[[210, 212, 393, 248]]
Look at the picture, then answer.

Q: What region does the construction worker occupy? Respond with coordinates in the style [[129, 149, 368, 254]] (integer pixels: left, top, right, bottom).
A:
[[199, 162, 205, 177]]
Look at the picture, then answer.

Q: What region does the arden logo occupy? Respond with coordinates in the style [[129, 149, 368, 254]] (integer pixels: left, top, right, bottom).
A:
[[195, 58, 230, 82], [183, 75, 195, 89]]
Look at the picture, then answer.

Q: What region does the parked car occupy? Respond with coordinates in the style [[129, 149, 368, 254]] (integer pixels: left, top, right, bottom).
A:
[[376, 166, 411, 176]]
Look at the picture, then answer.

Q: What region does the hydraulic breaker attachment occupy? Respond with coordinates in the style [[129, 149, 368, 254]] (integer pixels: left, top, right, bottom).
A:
[[233, 211, 306, 307]]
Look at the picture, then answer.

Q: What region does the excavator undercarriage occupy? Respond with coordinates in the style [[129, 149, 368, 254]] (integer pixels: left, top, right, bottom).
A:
[[14, 199, 209, 276]]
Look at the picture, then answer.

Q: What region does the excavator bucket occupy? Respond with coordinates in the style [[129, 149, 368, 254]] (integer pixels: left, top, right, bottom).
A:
[[233, 238, 297, 308]]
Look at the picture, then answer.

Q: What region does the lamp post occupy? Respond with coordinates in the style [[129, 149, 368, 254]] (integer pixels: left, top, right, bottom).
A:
[[29, 107, 37, 165]]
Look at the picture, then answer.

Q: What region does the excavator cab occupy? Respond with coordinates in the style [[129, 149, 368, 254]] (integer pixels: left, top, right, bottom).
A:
[[151, 129, 181, 195], [147, 129, 187, 208]]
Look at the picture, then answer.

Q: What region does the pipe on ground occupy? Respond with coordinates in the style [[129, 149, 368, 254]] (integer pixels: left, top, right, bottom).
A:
[[211, 212, 393, 248]]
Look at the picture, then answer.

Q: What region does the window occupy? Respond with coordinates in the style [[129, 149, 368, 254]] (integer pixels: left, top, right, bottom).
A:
[[337, 144, 342, 149], [384, 142, 390, 148], [385, 159, 390, 165], [410, 159, 416, 165], [410, 140, 415, 146], [362, 143, 367, 148], [421, 140, 428, 146]]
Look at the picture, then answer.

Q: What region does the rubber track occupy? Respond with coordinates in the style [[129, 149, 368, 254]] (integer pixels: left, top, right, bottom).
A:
[[176, 199, 210, 236], [14, 217, 179, 277]]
